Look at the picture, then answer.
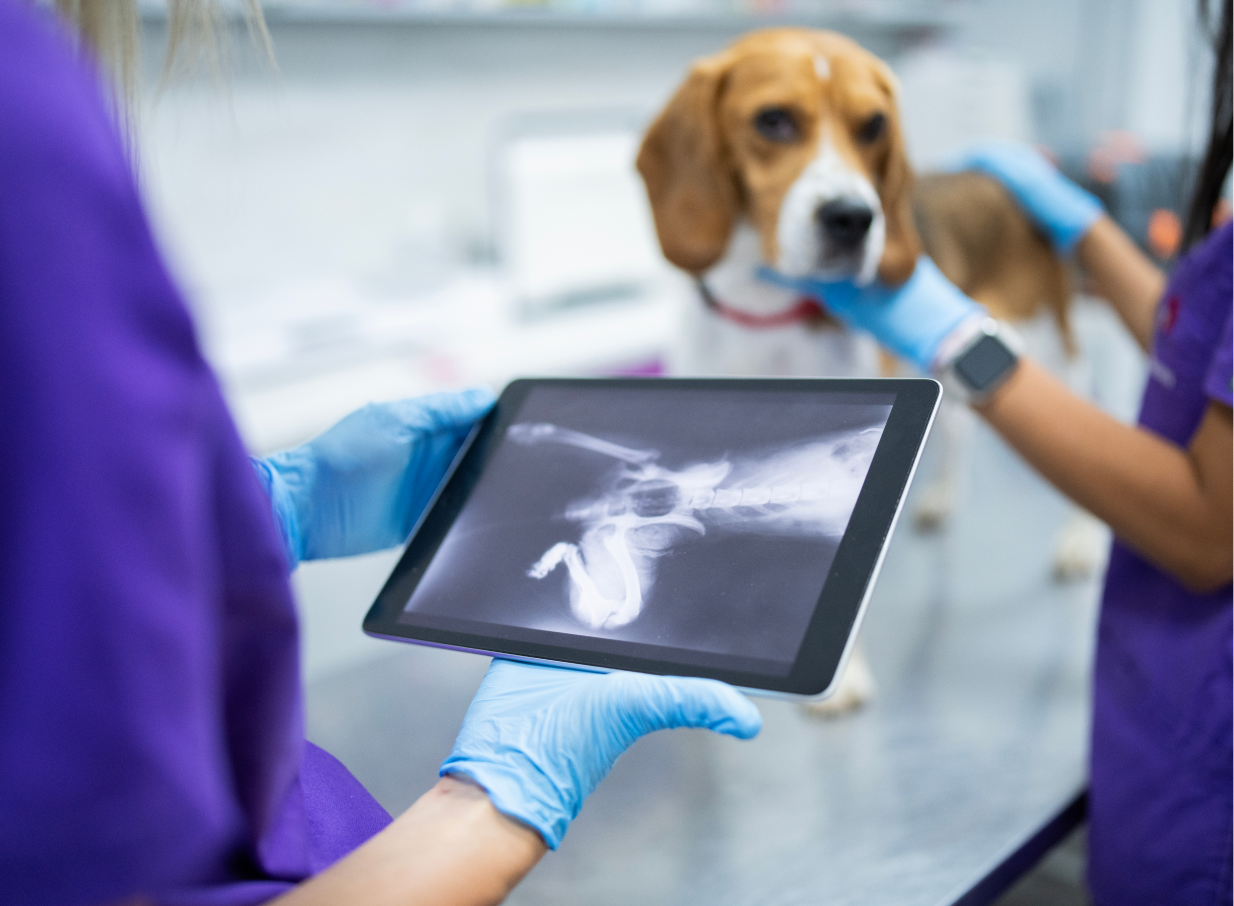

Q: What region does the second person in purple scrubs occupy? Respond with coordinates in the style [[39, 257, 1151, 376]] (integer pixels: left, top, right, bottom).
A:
[[782, 5, 1233, 900]]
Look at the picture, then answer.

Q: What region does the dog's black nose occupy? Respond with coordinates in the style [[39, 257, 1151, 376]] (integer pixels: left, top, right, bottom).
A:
[[817, 199, 874, 248]]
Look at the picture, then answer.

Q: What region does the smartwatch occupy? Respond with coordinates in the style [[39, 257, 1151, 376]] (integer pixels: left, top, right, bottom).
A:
[[934, 317, 1022, 404]]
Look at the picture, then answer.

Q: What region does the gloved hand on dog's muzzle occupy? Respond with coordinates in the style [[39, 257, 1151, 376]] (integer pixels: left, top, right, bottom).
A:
[[441, 659, 763, 850], [251, 388, 495, 569], [948, 141, 1103, 253], [759, 257, 984, 372]]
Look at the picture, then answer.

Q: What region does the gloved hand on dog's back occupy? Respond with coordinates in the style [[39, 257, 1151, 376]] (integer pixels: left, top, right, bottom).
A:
[[441, 659, 763, 850], [947, 141, 1103, 253], [759, 257, 985, 373], [252, 388, 496, 569]]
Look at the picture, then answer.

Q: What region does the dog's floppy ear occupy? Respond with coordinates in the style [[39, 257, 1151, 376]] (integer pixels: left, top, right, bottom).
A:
[[872, 65, 921, 285], [637, 53, 739, 274]]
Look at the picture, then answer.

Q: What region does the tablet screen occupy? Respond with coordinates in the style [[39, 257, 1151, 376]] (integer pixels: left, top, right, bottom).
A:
[[396, 383, 895, 678]]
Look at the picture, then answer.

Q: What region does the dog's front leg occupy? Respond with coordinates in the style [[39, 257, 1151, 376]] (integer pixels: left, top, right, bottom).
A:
[[913, 396, 972, 532], [1052, 508, 1110, 582], [801, 641, 876, 718]]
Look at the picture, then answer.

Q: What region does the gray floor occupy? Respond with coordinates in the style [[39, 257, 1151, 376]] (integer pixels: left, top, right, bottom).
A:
[[994, 827, 1090, 906]]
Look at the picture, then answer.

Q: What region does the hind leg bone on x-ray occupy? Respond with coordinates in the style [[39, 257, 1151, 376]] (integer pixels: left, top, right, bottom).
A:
[[509, 422, 883, 631]]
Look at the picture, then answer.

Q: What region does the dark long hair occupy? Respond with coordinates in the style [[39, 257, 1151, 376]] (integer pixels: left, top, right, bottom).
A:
[[1183, 0, 1233, 249]]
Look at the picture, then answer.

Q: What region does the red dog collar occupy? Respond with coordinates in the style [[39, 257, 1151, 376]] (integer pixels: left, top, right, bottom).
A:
[[696, 280, 826, 329]]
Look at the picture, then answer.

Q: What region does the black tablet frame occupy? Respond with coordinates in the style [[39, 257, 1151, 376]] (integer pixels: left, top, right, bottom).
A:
[[363, 377, 940, 698]]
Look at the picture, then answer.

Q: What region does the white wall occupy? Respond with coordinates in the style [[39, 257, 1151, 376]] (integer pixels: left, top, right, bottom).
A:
[[953, 0, 1211, 155], [1124, 0, 1214, 153]]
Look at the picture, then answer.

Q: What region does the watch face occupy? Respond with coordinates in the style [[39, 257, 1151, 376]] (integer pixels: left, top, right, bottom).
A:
[[954, 334, 1017, 391]]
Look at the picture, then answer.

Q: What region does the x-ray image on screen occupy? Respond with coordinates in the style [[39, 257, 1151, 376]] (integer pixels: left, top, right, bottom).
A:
[[402, 386, 894, 668], [513, 422, 884, 631]]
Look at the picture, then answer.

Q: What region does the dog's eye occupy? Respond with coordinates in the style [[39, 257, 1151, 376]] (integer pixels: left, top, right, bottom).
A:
[[753, 107, 800, 143], [857, 112, 886, 144]]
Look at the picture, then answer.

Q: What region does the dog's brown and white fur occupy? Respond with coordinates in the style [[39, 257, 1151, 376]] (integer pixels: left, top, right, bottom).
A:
[[636, 29, 1105, 715]]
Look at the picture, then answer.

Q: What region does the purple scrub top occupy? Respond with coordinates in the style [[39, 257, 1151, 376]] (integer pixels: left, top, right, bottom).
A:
[[1088, 220, 1233, 906], [0, 3, 390, 904]]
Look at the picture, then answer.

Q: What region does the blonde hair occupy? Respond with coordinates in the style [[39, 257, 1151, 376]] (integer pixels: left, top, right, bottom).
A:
[[53, 0, 272, 102]]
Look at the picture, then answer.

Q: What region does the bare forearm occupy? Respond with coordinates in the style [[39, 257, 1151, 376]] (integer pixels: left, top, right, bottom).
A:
[[271, 775, 547, 906], [979, 359, 1233, 591], [1075, 216, 1166, 351]]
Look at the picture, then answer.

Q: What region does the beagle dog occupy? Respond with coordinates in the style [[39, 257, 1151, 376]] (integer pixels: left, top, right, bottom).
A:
[[637, 28, 914, 386], [636, 29, 1103, 715]]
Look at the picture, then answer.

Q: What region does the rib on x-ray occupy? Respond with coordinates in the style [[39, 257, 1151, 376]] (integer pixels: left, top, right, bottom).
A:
[[508, 422, 883, 631]]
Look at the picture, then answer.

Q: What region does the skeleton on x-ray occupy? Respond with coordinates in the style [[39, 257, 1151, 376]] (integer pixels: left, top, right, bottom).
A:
[[508, 422, 884, 631]]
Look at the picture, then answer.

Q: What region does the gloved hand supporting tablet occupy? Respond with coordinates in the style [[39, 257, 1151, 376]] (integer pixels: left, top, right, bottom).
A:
[[441, 659, 763, 849], [252, 388, 495, 569]]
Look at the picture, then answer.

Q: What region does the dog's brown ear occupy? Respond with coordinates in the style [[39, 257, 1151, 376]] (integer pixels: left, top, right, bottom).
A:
[[873, 67, 921, 285], [637, 54, 739, 274]]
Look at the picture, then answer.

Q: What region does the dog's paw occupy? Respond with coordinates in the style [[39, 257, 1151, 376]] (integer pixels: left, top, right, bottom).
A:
[[801, 647, 876, 719], [913, 482, 952, 533], [1052, 512, 1108, 582]]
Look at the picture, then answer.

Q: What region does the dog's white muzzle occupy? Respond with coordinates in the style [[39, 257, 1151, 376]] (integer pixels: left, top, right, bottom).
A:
[[775, 141, 885, 285]]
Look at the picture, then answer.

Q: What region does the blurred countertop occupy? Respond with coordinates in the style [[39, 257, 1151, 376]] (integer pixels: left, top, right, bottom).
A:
[[202, 271, 684, 454]]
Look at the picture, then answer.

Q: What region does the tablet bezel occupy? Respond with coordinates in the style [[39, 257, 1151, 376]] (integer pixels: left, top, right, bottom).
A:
[[363, 377, 939, 699]]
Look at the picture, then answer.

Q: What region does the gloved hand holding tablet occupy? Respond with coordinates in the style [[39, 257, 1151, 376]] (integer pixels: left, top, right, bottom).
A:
[[365, 377, 940, 701]]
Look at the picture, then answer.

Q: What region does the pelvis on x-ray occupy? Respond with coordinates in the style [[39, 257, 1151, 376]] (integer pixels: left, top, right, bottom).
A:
[[508, 422, 883, 631]]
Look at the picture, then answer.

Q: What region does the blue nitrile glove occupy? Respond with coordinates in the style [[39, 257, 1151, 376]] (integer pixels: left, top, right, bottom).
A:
[[759, 257, 984, 372], [251, 388, 495, 568], [949, 141, 1102, 253], [440, 659, 763, 849]]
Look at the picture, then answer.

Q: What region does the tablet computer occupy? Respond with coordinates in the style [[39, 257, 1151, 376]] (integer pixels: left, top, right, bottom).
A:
[[364, 377, 939, 700]]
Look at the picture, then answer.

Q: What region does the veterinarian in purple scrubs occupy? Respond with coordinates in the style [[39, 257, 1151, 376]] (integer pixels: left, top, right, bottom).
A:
[[788, 6, 1232, 904], [0, 2, 762, 904]]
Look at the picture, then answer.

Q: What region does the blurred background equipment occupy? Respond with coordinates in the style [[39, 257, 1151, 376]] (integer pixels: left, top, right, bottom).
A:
[[492, 110, 672, 314], [1059, 134, 1203, 263]]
